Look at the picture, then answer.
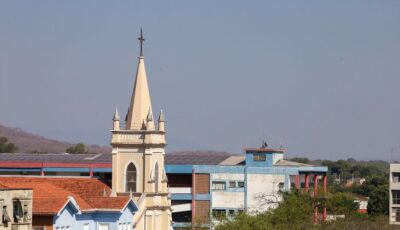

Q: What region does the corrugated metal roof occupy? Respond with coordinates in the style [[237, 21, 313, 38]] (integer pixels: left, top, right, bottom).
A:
[[0, 153, 112, 163], [274, 159, 313, 167], [0, 152, 242, 166], [165, 152, 234, 165]]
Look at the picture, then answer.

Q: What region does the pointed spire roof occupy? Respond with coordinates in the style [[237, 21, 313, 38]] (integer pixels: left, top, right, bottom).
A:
[[113, 107, 120, 121], [146, 108, 154, 122], [125, 30, 153, 130], [158, 110, 165, 122]]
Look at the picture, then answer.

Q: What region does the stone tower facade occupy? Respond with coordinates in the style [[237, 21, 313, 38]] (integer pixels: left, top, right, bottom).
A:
[[111, 31, 171, 230]]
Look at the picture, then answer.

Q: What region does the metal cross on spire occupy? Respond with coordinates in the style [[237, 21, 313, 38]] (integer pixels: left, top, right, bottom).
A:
[[138, 28, 145, 56]]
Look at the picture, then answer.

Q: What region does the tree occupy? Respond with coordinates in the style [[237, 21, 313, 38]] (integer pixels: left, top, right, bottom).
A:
[[326, 193, 358, 215], [352, 176, 388, 197], [216, 191, 314, 230], [267, 191, 314, 229], [0, 137, 18, 153], [65, 142, 88, 154], [367, 185, 389, 215]]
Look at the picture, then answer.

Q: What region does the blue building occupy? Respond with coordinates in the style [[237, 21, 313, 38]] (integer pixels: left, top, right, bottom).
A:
[[0, 147, 328, 229]]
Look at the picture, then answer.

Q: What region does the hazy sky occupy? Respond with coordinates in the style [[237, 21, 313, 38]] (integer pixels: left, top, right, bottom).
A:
[[1, 1, 399, 160]]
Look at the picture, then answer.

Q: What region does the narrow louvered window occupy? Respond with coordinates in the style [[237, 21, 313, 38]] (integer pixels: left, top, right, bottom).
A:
[[154, 163, 159, 192], [126, 163, 137, 192]]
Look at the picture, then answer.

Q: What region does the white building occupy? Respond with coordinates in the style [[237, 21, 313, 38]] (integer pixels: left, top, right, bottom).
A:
[[390, 163, 400, 225]]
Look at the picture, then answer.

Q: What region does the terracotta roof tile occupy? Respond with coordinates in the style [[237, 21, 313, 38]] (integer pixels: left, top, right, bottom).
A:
[[0, 177, 130, 214]]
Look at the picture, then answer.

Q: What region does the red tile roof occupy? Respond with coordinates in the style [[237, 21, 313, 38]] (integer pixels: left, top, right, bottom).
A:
[[0, 177, 131, 215]]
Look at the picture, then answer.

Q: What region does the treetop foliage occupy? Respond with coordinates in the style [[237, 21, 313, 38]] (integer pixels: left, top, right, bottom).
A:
[[0, 137, 18, 153], [65, 142, 89, 154]]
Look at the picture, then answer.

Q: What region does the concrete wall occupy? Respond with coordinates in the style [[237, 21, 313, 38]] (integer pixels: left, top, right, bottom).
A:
[[246, 174, 285, 213], [0, 189, 32, 230], [211, 173, 245, 210]]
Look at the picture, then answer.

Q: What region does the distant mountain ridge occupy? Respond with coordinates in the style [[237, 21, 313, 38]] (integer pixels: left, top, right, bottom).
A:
[[0, 124, 236, 157], [0, 124, 111, 154]]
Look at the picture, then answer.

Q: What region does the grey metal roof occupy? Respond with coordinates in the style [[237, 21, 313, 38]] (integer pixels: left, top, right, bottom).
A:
[[0, 152, 241, 166], [274, 159, 313, 167], [0, 153, 112, 163], [165, 152, 234, 165]]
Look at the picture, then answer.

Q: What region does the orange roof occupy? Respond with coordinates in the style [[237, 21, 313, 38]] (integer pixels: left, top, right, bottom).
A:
[[0, 177, 132, 215]]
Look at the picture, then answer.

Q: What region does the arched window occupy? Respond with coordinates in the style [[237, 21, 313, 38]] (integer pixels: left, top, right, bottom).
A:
[[154, 163, 159, 192], [126, 163, 137, 192]]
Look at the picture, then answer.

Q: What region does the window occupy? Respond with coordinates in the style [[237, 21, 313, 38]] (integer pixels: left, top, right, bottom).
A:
[[212, 209, 226, 219], [212, 182, 226, 191], [229, 181, 236, 188], [13, 200, 23, 222], [154, 163, 159, 192], [83, 223, 90, 230], [397, 208, 400, 222], [393, 173, 400, 183], [98, 223, 109, 230], [126, 163, 137, 192], [118, 223, 122, 230], [253, 153, 266, 161], [237, 181, 244, 188], [56, 226, 70, 230], [228, 209, 235, 217], [278, 182, 285, 191], [393, 190, 400, 204]]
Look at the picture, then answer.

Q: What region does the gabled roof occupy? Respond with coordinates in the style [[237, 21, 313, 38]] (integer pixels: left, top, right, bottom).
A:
[[0, 177, 135, 215], [274, 159, 313, 167]]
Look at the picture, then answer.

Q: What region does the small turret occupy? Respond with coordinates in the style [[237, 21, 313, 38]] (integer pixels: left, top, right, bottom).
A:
[[113, 108, 120, 131], [146, 108, 155, 130], [158, 110, 165, 132]]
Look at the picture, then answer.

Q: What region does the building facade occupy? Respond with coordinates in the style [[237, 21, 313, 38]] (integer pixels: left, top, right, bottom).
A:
[[166, 148, 328, 228], [0, 177, 137, 230], [390, 163, 400, 225], [0, 188, 32, 230]]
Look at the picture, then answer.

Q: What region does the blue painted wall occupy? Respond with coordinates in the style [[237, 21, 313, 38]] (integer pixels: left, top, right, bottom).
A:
[[53, 201, 137, 230]]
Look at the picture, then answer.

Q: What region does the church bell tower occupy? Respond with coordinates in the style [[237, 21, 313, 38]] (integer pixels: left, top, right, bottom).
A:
[[111, 29, 171, 230]]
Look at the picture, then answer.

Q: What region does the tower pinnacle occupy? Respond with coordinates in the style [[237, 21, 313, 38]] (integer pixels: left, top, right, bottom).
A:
[[138, 28, 145, 57], [125, 29, 153, 130]]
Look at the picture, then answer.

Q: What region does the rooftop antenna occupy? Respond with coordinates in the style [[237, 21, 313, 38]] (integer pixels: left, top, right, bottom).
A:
[[390, 147, 395, 163], [262, 140, 268, 149]]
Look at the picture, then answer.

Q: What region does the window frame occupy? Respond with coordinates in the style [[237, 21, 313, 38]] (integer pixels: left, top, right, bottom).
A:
[[212, 209, 226, 219], [393, 173, 400, 183], [211, 181, 226, 191], [393, 190, 400, 204], [228, 181, 236, 188], [125, 162, 137, 193], [98, 223, 109, 230], [396, 208, 400, 222], [253, 153, 266, 161]]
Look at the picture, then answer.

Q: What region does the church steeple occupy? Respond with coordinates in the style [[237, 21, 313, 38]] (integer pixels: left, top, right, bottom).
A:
[[125, 30, 153, 130], [111, 29, 171, 229]]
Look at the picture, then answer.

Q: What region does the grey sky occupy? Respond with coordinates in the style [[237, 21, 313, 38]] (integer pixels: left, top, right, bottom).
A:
[[0, 1, 399, 160]]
